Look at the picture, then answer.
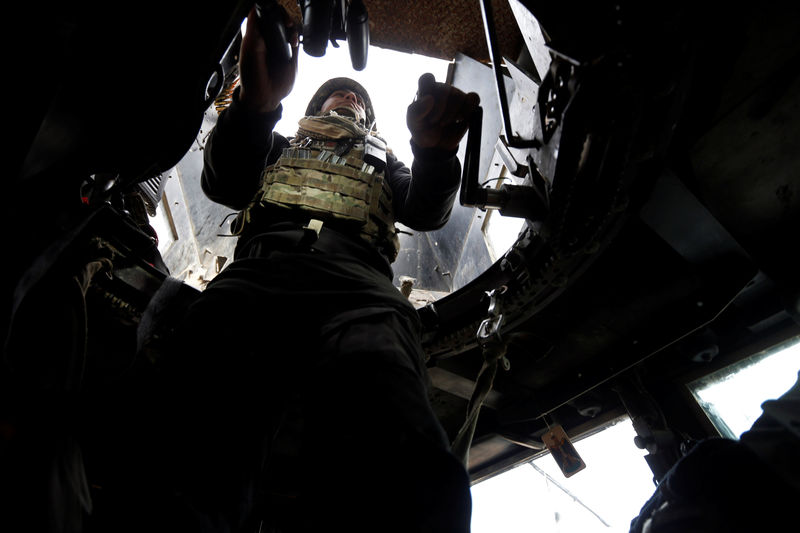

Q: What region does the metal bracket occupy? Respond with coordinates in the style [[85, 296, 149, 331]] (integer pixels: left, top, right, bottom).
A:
[[459, 107, 547, 219], [461, 146, 548, 223], [495, 136, 529, 178], [478, 0, 540, 149]]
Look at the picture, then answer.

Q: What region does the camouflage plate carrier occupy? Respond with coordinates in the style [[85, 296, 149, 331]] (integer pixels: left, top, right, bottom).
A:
[[234, 114, 401, 262]]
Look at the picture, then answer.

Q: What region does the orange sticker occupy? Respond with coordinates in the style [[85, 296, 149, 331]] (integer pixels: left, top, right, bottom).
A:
[[542, 424, 586, 477]]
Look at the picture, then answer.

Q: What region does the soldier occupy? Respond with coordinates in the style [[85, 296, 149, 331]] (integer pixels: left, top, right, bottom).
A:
[[163, 7, 479, 532]]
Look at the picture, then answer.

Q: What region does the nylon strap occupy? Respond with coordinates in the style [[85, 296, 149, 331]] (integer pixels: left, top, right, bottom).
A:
[[451, 341, 508, 467]]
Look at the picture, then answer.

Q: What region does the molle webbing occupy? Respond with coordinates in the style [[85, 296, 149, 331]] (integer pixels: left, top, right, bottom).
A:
[[241, 132, 400, 261], [259, 157, 373, 221]]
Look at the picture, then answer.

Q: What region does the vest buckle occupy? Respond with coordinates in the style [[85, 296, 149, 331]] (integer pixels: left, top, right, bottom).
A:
[[303, 218, 324, 240]]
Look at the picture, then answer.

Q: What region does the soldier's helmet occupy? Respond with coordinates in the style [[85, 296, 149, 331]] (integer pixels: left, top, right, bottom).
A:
[[305, 77, 375, 126]]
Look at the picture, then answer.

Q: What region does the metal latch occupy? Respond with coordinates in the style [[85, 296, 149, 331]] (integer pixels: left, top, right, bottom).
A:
[[478, 286, 511, 371]]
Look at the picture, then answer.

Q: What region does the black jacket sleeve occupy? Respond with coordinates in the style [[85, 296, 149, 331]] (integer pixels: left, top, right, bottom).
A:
[[386, 141, 462, 232], [201, 94, 289, 210]]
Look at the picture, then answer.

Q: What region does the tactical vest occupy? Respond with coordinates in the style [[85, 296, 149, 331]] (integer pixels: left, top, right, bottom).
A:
[[235, 114, 400, 262]]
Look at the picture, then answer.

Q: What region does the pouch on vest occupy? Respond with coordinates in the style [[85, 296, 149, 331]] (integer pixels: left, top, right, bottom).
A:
[[363, 135, 387, 171]]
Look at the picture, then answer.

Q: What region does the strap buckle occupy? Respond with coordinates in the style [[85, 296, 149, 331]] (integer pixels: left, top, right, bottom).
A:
[[302, 218, 324, 240]]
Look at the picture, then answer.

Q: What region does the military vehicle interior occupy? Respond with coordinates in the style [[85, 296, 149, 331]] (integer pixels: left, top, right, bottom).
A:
[[4, 0, 799, 529]]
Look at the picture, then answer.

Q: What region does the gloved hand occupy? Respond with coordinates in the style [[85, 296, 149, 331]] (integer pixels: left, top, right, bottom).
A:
[[406, 73, 480, 152], [238, 5, 300, 113]]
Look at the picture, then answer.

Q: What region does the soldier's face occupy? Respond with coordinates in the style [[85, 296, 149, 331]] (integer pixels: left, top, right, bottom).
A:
[[320, 90, 366, 121]]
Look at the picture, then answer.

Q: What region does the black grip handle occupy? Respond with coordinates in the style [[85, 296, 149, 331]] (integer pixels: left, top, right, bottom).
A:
[[254, 0, 292, 68], [346, 0, 369, 71], [459, 106, 484, 208], [299, 0, 333, 57]]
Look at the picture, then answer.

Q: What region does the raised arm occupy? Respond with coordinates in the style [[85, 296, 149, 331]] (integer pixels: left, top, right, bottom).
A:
[[390, 73, 480, 230], [201, 6, 299, 210]]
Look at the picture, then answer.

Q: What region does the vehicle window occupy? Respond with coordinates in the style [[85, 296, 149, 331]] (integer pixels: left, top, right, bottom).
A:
[[688, 335, 800, 439], [471, 417, 656, 533]]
